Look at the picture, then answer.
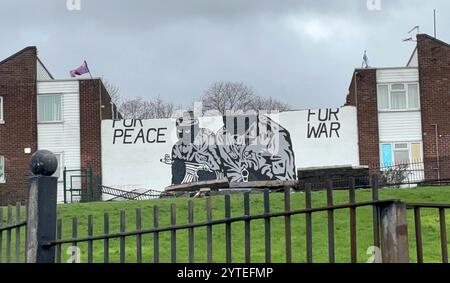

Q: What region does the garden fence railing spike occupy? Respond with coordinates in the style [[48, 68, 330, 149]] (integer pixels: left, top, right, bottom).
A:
[[0, 203, 27, 263], [33, 173, 412, 263]]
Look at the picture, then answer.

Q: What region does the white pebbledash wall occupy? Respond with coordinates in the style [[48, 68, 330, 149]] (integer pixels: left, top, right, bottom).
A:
[[36, 80, 81, 203]]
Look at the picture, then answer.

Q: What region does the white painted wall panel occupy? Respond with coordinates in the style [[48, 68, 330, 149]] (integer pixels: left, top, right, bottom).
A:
[[37, 81, 80, 203], [378, 111, 422, 142], [102, 107, 360, 193], [37, 80, 79, 94], [377, 68, 419, 84]]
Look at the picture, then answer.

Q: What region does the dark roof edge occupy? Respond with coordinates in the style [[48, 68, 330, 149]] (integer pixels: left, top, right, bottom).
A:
[[417, 34, 450, 49], [0, 46, 37, 66]]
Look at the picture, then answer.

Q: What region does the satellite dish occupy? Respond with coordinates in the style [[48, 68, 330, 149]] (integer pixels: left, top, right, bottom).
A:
[[403, 26, 419, 42]]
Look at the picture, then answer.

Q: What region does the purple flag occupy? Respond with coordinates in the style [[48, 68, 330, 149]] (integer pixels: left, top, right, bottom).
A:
[[70, 61, 90, 77]]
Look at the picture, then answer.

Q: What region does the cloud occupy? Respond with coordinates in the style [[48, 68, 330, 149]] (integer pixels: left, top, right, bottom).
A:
[[285, 15, 364, 42], [1, 0, 450, 109]]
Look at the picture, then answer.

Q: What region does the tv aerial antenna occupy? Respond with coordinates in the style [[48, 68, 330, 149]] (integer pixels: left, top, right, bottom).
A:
[[402, 26, 419, 42]]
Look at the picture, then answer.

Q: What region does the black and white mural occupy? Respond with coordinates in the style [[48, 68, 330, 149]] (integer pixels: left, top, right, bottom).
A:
[[102, 107, 359, 192], [160, 113, 296, 185]]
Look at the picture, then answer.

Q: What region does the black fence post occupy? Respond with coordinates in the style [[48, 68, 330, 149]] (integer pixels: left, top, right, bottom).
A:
[[63, 166, 67, 204], [26, 150, 58, 263]]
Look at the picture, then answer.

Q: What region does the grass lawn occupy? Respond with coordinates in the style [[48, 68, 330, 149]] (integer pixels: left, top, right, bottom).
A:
[[2, 185, 450, 263]]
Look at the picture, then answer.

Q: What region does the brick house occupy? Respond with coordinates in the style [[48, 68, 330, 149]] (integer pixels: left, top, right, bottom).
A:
[[346, 34, 450, 182], [0, 47, 119, 205]]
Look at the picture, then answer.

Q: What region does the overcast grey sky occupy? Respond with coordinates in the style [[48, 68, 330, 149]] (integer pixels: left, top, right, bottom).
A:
[[1, 0, 449, 109]]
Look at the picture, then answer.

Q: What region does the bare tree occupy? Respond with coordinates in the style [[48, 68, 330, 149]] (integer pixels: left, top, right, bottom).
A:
[[152, 97, 175, 119], [250, 96, 291, 112], [101, 79, 174, 119], [103, 79, 122, 105], [202, 81, 255, 115], [202, 81, 291, 114], [120, 96, 175, 119]]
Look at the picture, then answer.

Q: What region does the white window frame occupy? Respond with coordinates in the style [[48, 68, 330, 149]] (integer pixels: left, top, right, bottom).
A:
[[0, 155, 5, 183], [37, 94, 63, 123], [377, 83, 420, 112], [0, 96, 4, 124]]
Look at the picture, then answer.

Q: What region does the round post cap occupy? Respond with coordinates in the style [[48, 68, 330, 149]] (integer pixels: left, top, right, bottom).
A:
[[29, 150, 58, 176]]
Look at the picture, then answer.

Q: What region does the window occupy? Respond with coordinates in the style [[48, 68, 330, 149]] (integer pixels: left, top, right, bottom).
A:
[[393, 143, 410, 163], [408, 84, 420, 109], [377, 85, 389, 110], [381, 144, 393, 167], [38, 95, 62, 122], [411, 143, 421, 162], [390, 84, 407, 110], [380, 142, 422, 166], [377, 83, 420, 111], [0, 96, 3, 122], [0, 156, 4, 183]]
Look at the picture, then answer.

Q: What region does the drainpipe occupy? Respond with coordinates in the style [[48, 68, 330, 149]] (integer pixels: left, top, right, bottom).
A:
[[354, 71, 359, 109], [432, 124, 440, 180], [99, 80, 103, 122], [354, 71, 361, 168]]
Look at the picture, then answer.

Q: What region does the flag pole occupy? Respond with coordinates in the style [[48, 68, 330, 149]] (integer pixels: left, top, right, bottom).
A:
[[85, 60, 93, 79]]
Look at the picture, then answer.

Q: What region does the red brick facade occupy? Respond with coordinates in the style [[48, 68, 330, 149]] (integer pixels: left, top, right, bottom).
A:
[[0, 48, 115, 205], [79, 79, 114, 178], [344, 34, 450, 181], [417, 34, 450, 180], [0, 47, 38, 205], [345, 69, 379, 167]]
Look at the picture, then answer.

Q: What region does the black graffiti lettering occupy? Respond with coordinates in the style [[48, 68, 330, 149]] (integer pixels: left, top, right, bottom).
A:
[[307, 110, 316, 122], [318, 109, 329, 121], [308, 123, 341, 138], [146, 128, 157, 143], [319, 124, 328, 137], [114, 127, 168, 144], [157, 128, 167, 143], [123, 129, 134, 144], [330, 108, 340, 121], [134, 128, 145, 144], [307, 108, 341, 139], [330, 122, 341, 138], [307, 124, 320, 138], [136, 119, 144, 127], [112, 120, 118, 128], [113, 128, 167, 144], [113, 129, 124, 144], [123, 119, 134, 127]]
